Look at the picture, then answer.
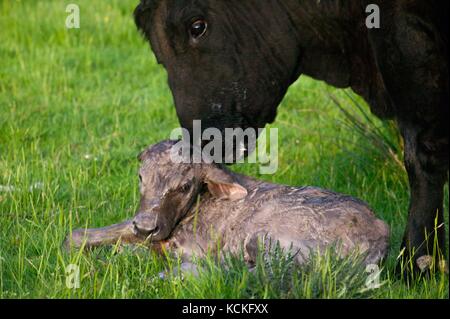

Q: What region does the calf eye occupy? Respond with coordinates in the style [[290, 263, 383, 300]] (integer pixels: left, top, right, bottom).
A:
[[189, 20, 207, 40], [179, 182, 192, 193]]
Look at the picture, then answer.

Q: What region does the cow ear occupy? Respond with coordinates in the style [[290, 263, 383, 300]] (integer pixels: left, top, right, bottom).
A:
[[204, 166, 248, 201], [134, 0, 159, 37]]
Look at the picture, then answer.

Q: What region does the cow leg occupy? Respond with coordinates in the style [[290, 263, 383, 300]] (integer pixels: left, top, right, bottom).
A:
[[397, 120, 448, 275]]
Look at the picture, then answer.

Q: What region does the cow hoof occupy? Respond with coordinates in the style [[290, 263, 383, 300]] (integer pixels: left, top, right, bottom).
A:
[[416, 255, 433, 272], [416, 255, 449, 274]]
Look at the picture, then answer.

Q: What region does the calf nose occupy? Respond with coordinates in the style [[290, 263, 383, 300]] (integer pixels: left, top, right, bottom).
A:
[[133, 213, 159, 237]]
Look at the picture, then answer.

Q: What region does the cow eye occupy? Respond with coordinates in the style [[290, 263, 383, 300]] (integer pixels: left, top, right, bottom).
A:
[[189, 20, 207, 40]]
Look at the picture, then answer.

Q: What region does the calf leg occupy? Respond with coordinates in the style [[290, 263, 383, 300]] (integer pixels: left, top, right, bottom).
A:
[[398, 120, 448, 274], [64, 219, 161, 250]]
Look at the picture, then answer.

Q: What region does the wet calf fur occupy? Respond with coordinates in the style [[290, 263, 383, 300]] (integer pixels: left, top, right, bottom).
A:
[[66, 140, 389, 265]]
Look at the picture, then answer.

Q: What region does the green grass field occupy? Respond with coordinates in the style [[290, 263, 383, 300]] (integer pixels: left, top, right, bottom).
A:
[[0, 0, 448, 299]]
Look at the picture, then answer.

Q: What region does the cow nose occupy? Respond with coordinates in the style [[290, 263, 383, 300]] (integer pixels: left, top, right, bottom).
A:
[[132, 213, 159, 237]]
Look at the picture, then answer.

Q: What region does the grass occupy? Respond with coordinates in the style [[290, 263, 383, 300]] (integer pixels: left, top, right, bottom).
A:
[[0, 0, 448, 299]]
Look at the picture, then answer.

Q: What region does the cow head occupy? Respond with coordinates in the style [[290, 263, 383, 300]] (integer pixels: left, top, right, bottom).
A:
[[133, 140, 247, 241], [134, 0, 302, 156]]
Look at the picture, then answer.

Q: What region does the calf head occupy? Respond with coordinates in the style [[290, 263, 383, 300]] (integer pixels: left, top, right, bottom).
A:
[[133, 140, 248, 241]]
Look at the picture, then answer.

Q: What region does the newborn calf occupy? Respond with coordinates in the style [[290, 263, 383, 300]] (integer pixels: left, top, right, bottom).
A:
[[65, 140, 389, 266]]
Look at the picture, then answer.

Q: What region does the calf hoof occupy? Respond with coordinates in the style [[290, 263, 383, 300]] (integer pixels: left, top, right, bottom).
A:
[[158, 262, 200, 280], [63, 229, 85, 251]]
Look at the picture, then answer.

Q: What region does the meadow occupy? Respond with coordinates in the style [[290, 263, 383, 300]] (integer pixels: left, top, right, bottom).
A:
[[0, 0, 448, 298]]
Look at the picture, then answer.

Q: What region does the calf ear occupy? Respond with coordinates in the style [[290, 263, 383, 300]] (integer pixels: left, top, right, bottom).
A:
[[137, 149, 149, 162], [204, 166, 248, 201]]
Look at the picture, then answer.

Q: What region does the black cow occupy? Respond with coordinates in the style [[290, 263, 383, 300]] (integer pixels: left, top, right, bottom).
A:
[[133, 0, 449, 273]]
